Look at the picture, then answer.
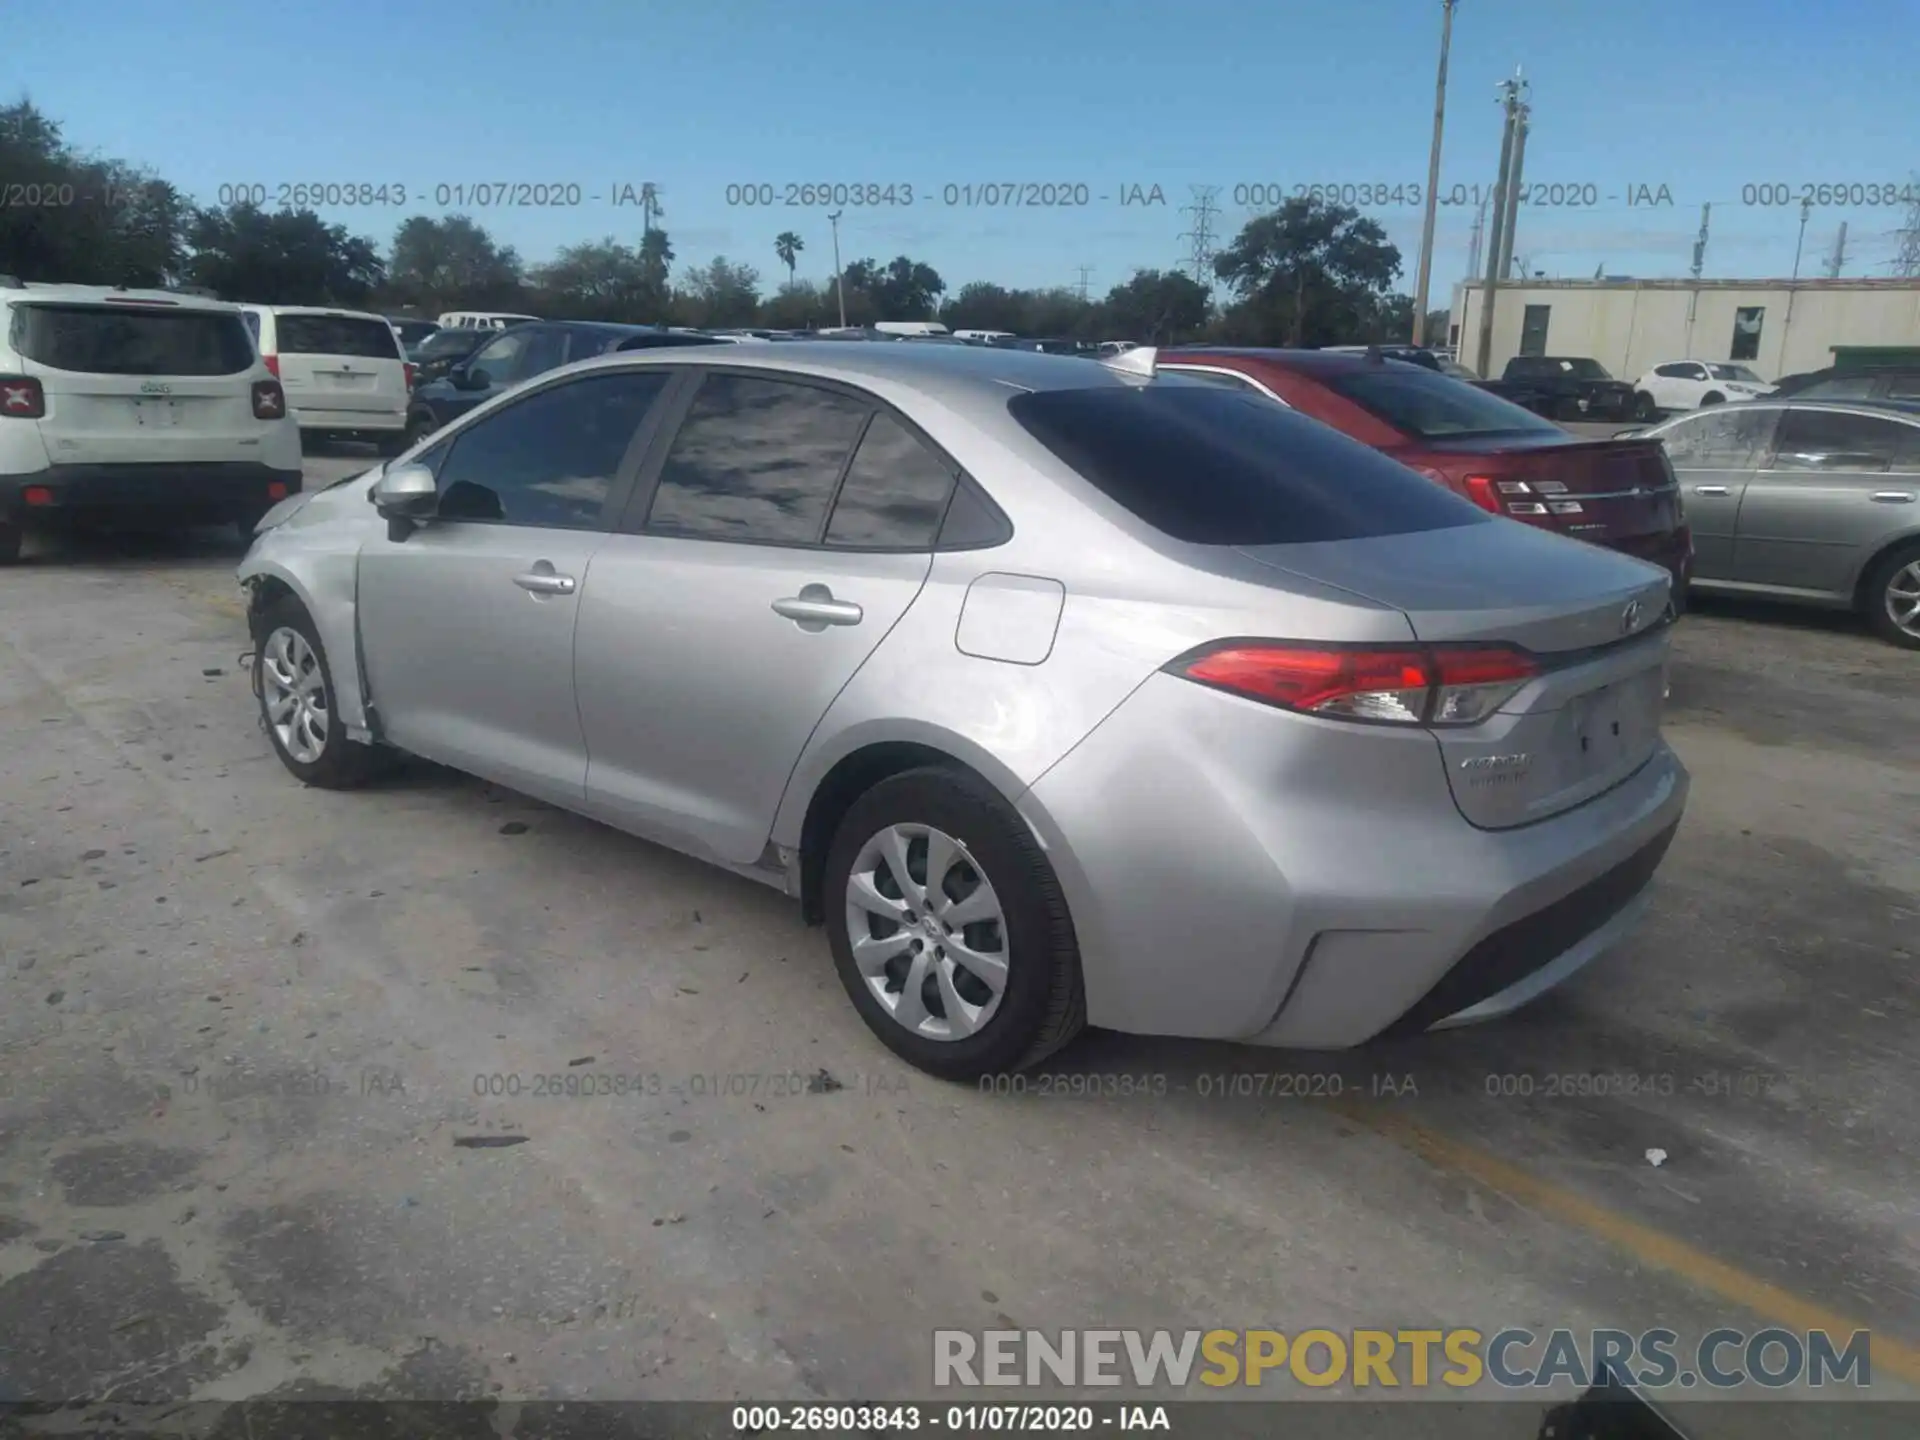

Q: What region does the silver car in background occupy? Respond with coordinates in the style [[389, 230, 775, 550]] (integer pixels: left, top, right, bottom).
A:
[[237, 343, 1687, 1080], [1637, 401, 1920, 648]]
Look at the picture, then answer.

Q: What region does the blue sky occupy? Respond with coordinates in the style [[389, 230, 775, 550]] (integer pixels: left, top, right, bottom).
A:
[[7, 0, 1917, 302]]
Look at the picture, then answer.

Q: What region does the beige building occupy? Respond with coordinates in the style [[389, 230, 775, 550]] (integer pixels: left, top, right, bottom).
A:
[[1448, 278, 1920, 383]]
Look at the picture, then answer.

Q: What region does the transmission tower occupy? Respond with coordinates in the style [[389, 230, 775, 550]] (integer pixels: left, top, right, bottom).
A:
[[1074, 266, 1094, 303], [1179, 185, 1222, 293], [1893, 173, 1920, 276]]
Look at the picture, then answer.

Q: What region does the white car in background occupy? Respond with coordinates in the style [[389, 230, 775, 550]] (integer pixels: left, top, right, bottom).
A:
[[1634, 360, 1775, 413], [0, 281, 300, 560], [436, 310, 541, 331], [239, 305, 412, 453]]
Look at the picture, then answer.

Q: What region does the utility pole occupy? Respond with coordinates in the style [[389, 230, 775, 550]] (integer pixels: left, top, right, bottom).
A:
[[1689, 204, 1711, 280], [1791, 198, 1813, 279], [1411, 0, 1458, 346], [1465, 187, 1490, 282], [1826, 221, 1849, 278], [1494, 71, 1529, 281], [826, 210, 847, 327], [1178, 185, 1221, 296], [1472, 75, 1522, 380], [1075, 266, 1094, 303]]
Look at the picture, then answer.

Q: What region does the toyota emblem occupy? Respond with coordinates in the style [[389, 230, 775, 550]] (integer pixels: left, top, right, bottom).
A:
[[1621, 600, 1643, 634]]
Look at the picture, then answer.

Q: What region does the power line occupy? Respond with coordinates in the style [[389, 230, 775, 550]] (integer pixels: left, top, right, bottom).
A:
[[1179, 185, 1222, 296]]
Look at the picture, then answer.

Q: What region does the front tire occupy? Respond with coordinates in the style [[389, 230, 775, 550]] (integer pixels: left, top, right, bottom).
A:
[[1863, 540, 1920, 650], [823, 766, 1086, 1082], [253, 597, 394, 787], [1700, 391, 1725, 407]]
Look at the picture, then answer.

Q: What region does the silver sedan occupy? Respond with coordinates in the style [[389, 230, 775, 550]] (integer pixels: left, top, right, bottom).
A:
[[237, 342, 1687, 1080], [1633, 400, 1920, 648]]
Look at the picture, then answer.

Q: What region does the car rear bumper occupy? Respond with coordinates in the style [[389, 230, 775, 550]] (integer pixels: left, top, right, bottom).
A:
[[290, 407, 406, 433], [1018, 670, 1689, 1047], [0, 462, 304, 525]]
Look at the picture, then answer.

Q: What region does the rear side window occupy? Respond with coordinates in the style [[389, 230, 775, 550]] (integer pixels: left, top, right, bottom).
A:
[[824, 413, 957, 548], [275, 314, 401, 359], [10, 303, 256, 376], [1008, 385, 1489, 545], [645, 374, 871, 543], [1323, 364, 1561, 439]]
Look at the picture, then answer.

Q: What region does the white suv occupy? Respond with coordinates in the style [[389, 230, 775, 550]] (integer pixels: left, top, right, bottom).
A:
[[1634, 360, 1776, 412], [0, 281, 302, 562], [238, 305, 411, 451]]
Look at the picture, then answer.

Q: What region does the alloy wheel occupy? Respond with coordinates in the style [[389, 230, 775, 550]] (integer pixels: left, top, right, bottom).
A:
[[844, 823, 1010, 1041], [1886, 560, 1920, 639], [260, 625, 330, 764]]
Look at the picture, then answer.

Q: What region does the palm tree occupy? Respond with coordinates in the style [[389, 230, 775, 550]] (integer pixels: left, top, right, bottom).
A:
[[774, 231, 804, 284]]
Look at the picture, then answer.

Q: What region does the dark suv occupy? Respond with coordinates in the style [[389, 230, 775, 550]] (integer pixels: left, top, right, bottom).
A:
[[404, 322, 722, 443]]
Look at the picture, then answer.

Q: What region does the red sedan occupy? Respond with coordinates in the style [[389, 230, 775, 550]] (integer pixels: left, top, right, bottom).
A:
[[1154, 347, 1693, 602]]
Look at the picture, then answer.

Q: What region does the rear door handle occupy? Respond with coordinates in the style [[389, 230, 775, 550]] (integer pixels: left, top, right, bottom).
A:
[[1693, 485, 1730, 496], [1870, 491, 1915, 503], [772, 584, 863, 629], [513, 570, 577, 595]]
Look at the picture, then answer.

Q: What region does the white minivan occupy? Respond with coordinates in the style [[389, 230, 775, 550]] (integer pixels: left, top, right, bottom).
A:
[[0, 281, 302, 561], [239, 305, 412, 452], [435, 311, 541, 331]]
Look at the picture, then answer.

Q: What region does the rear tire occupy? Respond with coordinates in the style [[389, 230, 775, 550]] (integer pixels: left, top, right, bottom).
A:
[[253, 596, 395, 787], [1633, 392, 1658, 421], [1862, 539, 1920, 651], [0, 524, 20, 565], [822, 766, 1086, 1082]]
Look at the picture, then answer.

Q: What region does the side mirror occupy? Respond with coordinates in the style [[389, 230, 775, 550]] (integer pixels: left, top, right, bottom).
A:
[[371, 462, 438, 540], [454, 366, 491, 391]]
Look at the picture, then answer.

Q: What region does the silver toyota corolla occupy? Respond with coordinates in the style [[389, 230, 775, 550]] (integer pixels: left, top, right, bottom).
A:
[[237, 342, 1688, 1080]]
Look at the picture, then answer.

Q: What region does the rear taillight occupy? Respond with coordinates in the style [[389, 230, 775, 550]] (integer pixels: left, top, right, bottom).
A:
[[404, 362, 417, 391], [252, 379, 286, 420], [1171, 641, 1539, 727], [1462, 474, 1581, 518], [262, 353, 280, 378], [0, 375, 46, 419]]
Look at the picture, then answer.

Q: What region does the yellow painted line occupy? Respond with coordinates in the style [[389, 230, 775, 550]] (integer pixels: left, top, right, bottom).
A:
[[1337, 1103, 1920, 1386]]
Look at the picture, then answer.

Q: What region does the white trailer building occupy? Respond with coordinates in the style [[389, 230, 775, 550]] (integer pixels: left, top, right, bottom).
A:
[[1449, 278, 1920, 383]]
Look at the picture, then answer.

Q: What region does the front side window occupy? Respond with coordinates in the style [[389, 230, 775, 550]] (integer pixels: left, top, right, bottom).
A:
[[1322, 364, 1561, 439], [432, 371, 670, 528], [645, 374, 871, 543], [823, 412, 956, 548], [1659, 407, 1779, 469]]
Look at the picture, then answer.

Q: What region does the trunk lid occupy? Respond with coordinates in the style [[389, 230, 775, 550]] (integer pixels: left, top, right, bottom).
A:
[[1415, 435, 1681, 545], [13, 301, 269, 466], [1236, 520, 1674, 830], [274, 313, 408, 417]]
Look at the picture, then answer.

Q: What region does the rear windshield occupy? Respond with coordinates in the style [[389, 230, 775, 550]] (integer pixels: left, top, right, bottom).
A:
[[1324, 364, 1562, 440], [418, 329, 484, 358], [10, 303, 256, 376], [276, 314, 402, 358], [1010, 383, 1489, 545]]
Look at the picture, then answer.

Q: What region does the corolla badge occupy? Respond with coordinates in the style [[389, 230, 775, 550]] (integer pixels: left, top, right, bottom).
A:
[[1620, 599, 1643, 634], [140, 381, 172, 395]]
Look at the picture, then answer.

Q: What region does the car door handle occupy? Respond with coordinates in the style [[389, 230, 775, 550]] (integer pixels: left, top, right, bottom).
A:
[[772, 587, 863, 627], [513, 571, 577, 595], [1693, 485, 1731, 496], [1870, 491, 1915, 503]]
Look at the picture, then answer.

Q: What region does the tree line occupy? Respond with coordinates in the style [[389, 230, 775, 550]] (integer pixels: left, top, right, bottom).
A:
[[2, 100, 1445, 347]]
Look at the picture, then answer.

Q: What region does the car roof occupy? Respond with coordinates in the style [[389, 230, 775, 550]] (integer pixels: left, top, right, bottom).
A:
[[1655, 399, 1920, 425], [563, 337, 1137, 400], [2, 284, 240, 313], [247, 303, 393, 321]]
